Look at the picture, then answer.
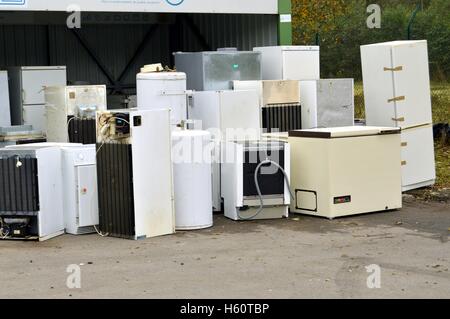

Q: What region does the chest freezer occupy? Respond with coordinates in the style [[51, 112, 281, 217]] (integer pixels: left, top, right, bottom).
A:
[[361, 41, 432, 129], [253, 46, 320, 81], [289, 126, 402, 219], [299, 79, 355, 129]]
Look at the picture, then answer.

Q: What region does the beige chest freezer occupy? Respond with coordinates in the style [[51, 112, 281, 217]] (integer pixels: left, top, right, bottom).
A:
[[289, 126, 402, 219]]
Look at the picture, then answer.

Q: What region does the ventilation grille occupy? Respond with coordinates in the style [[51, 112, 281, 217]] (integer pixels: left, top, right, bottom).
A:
[[262, 104, 302, 133], [0, 156, 39, 212], [68, 116, 97, 144], [96, 143, 135, 239]]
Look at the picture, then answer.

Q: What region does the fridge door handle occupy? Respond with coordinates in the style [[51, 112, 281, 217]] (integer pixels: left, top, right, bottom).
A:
[[388, 96, 405, 103], [384, 66, 403, 72]]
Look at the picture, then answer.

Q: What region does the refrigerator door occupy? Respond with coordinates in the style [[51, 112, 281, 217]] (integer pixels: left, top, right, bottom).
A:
[[282, 50, 320, 80], [23, 104, 46, 132], [219, 90, 261, 141], [361, 44, 397, 127], [21, 68, 67, 105], [401, 125, 436, 191], [316, 79, 354, 128], [0, 71, 11, 127], [392, 41, 433, 128], [77, 164, 99, 227]]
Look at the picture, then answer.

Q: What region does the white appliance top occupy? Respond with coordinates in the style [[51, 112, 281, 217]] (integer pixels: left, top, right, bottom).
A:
[[5, 143, 83, 150], [19, 66, 67, 71], [289, 126, 401, 139], [255, 46, 320, 51], [137, 72, 186, 80], [361, 40, 427, 48]]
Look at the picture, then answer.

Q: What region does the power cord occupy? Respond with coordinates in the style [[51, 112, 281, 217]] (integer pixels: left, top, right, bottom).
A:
[[238, 159, 294, 221]]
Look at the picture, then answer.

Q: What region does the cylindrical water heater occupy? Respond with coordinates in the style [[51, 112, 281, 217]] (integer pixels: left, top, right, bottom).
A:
[[172, 130, 213, 230], [136, 72, 187, 127]]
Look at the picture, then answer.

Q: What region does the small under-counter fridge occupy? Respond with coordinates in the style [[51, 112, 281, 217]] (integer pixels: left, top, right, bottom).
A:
[[299, 79, 355, 129], [289, 126, 402, 219], [188, 90, 261, 212], [96, 109, 175, 240], [0, 71, 11, 127], [45, 85, 107, 144], [174, 51, 262, 91], [7, 66, 67, 132], [361, 40, 435, 191], [61, 145, 99, 235], [0, 145, 64, 241], [253, 46, 320, 81]]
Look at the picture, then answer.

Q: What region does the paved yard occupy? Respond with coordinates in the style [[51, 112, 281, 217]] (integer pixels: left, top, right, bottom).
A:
[[0, 198, 449, 299]]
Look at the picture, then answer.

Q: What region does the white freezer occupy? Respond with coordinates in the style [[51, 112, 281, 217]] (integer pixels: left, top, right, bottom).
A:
[[361, 40, 432, 129], [0, 71, 11, 127], [253, 46, 320, 81], [401, 125, 436, 191], [299, 79, 355, 129]]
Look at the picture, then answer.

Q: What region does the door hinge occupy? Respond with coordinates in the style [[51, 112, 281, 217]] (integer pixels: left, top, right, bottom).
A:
[[401, 160, 407, 166], [401, 142, 408, 147], [392, 117, 405, 122]]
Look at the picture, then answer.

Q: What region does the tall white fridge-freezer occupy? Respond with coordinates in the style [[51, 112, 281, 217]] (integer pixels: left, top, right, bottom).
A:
[[361, 40, 435, 191], [7, 66, 67, 132]]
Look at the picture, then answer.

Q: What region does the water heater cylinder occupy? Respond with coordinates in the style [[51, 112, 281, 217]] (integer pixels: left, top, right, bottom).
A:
[[172, 130, 213, 230], [136, 72, 187, 127]]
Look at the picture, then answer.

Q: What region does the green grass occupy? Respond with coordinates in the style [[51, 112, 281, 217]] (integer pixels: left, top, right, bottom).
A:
[[354, 82, 450, 188]]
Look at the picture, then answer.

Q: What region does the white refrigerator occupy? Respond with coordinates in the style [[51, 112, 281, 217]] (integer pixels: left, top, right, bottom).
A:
[[45, 85, 107, 143], [0, 71, 11, 127], [188, 90, 261, 212], [253, 46, 320, 81], [361, 40, 435, 191], [7, 66, 67, 132]]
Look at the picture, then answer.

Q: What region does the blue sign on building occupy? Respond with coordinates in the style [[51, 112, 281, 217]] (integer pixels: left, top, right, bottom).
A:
[[166, 0, 184, 6]]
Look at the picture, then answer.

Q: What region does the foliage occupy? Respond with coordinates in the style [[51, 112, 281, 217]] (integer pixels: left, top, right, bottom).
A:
[[292, 0, 450, 80]]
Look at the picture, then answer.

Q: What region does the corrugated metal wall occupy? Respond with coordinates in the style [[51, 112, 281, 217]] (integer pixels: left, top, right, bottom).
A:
[[0, 13, 278, 90]]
